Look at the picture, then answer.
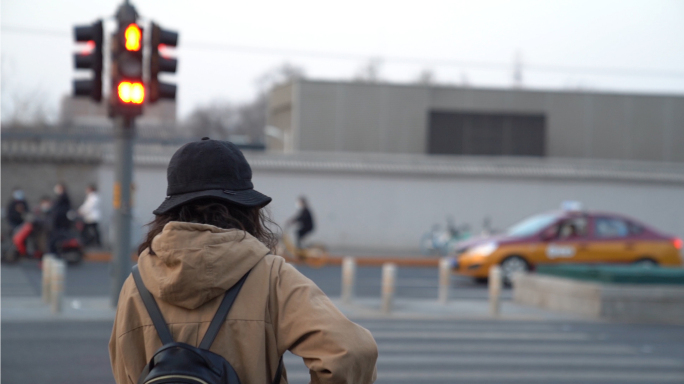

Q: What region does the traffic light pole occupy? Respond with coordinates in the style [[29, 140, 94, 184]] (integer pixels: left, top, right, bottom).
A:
[[111, 116, 135, 307], [73, 0, 176, 307]]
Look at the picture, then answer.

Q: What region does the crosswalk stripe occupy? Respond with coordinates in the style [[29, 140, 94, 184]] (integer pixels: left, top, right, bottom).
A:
[[371, 331, 590, 340], [373, 342, 638, 354], [284, 370, 684, 382], [283, 354, 680, 368], [360, 322, 560, 332]]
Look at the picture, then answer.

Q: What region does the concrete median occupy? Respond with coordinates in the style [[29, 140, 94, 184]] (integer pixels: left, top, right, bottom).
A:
[[513, 272, 684, 325]]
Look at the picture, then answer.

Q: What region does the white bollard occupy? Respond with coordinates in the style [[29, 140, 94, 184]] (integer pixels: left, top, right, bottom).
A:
[[341, 257, 356, 304], [50, 258, 66, 314], [381, 263, 397, 314], [42, 254, 56, 304], [489, 265, 502, 317], [438, 257, 451, 304]]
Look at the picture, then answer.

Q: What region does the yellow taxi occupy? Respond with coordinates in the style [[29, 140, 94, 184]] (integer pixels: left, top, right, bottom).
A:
[[453, 210, 683, 283]]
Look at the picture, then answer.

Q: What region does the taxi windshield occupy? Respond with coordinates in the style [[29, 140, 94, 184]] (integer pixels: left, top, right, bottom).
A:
[[507, 213, 558, 238]]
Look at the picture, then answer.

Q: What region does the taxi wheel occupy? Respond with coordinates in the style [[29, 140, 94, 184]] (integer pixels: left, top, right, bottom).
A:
[[633, 258, 658, 268], [500, 255, 530, 285]]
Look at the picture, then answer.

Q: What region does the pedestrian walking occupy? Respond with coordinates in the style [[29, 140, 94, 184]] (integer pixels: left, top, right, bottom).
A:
[[287, 196, 315, 249], [78, 184, 101, 247], [33, 196, 53, 253], [51, 182, 72, 231], [49, 182, 72, 253], [109, 138, 378, 384], [5, 187, 29, 232]]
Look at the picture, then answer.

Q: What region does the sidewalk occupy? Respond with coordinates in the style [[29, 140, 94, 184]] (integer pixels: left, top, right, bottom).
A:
[[2, 295, 589, 323]]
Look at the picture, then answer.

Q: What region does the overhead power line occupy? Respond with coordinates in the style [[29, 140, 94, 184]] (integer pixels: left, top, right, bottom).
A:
[[3, 25, 684, 79]]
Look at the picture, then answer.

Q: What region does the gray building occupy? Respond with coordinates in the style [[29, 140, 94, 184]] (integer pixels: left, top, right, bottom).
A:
[[267, 80, 684, 163]]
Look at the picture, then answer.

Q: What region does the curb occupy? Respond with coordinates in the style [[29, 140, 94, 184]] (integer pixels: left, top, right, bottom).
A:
[[85, 252, 441, 267]]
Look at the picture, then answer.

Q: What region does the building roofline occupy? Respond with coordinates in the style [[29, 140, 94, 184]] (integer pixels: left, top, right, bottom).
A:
[[288, 78, 684, 99]]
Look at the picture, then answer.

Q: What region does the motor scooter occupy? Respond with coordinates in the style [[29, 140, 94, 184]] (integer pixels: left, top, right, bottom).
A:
[[1, 213, 84, 265]]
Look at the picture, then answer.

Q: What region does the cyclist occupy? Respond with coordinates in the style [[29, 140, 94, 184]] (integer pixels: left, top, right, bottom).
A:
[[288, 196, 315, 249]]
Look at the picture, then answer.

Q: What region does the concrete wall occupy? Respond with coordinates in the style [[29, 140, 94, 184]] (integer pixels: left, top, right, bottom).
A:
[[6, 150, 683, 255], [93, 158, 684, 255], [272, 80, 684, 163]]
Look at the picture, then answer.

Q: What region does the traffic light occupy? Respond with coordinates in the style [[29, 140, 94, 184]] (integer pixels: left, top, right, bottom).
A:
[[110, 21, 144, 116], [149, 22, 178, 103], [73, 20, 103, 102]]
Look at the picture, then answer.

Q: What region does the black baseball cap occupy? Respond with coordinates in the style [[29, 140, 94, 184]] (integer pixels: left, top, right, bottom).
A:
[[153, 137, 271, 215]]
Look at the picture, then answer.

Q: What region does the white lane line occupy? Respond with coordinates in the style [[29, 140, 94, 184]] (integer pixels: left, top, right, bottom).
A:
[[375, 342, 637, 354], [283, 370, 684, 382], [371, 331, 590, 340]]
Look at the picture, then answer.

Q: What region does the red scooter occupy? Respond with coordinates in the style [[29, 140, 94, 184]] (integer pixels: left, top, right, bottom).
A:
[[1, 214, 84, 265]]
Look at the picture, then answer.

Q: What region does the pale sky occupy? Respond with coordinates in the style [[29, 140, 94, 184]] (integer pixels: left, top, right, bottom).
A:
[[2, 0, 683, 122]]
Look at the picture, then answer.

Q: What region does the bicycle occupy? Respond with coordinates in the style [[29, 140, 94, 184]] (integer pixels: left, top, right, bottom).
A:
[[278, 225, 328, 268], [420, 218, 472, 256]]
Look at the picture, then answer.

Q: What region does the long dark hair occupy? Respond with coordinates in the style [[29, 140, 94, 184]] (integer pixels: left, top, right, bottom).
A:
[[138, 198, 279, 255]]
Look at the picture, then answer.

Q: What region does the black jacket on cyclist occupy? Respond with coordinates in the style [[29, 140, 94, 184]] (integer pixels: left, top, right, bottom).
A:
[[293, 207, 314, 233]]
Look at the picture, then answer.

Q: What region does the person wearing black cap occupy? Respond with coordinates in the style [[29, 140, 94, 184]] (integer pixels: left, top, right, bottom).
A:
[[109, 138, 378, 384]]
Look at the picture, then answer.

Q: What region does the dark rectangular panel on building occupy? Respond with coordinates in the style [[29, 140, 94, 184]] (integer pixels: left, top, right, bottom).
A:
[[427, 110, 546, 156]]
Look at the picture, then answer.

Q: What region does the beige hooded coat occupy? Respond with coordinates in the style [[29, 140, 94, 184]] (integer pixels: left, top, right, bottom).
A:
[[109, 222, 378, 384]]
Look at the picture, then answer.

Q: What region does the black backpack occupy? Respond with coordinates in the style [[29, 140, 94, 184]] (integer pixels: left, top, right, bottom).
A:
[[132, 265, 283, 384]]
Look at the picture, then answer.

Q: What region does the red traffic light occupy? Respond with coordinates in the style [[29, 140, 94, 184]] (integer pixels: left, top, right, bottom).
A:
[[124, 24, 142, 52], [117, 81, 145, 104], [79, 40, 96, 56], [73, 19, 103, 102]]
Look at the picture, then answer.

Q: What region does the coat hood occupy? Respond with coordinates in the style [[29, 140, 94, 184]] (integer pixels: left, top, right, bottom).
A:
[[136, 221, 271, 309]]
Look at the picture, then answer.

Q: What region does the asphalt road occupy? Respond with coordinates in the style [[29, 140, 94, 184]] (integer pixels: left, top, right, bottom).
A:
[[1, 259, 512, 300], [3, 319, 684, 384], [4, 261, 683, 383]]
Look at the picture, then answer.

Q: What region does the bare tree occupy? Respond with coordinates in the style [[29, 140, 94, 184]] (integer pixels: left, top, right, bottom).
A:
[[354, 58, 383, 83], [513, 50, 523, 88], [256, 62, 306, 93], [183, 101, 235, 139], [1, 57, 55, 128], [183, 63, 306, 144], [416, 69, 434, 85], [234, 93, 267, 143]]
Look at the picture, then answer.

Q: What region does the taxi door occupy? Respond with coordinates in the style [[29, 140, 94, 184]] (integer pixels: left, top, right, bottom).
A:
[[586, 216, 635, 263], [543, 217, 593, 264]]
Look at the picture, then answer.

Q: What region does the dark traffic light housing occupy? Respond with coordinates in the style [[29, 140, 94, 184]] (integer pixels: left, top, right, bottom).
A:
[[73, 20, 103, 102], [110, 22, 145, 117], [149, 22, 178, 103]]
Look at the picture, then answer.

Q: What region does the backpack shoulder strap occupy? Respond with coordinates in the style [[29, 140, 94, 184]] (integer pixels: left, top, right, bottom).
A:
[[131, 264, 174, 345], [272, 357, 284, 384], [199, 271, 251, 350]]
